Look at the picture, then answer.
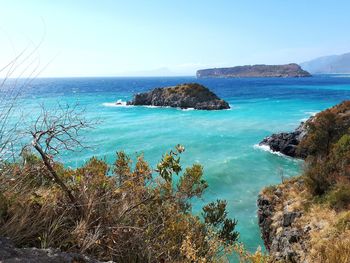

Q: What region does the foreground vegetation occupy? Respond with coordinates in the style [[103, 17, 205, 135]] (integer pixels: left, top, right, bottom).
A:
[[0, 145, 269, 262], [0, 145, 233, 262]]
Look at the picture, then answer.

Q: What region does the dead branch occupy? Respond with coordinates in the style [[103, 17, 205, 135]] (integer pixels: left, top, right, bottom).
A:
[[27, 103, 95, 212]]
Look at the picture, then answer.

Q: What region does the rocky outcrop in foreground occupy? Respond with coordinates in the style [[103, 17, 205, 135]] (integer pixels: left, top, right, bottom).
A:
[[0, 237, 111, 263], [258, 120, 311, 158], [127, 83, 230, 110], [257, 178, 309, 263], [196, 64, 311, 78]]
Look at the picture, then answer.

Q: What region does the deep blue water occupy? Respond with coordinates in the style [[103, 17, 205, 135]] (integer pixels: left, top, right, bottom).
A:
[[12, 75, 350, 252]]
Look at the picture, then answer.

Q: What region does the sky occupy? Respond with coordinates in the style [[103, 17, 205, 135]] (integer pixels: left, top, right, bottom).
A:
[[0, 0, 350, 77]]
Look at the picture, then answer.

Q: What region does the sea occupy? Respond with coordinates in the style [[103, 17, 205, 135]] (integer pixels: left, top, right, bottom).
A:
[[9, 75, 350, 252]]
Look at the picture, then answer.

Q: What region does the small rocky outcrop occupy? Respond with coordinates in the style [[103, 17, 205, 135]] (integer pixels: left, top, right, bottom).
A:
[[259, 120, 311, 158], [196, 64, 311, 78], [0, 237, 112, 263], [127, 83, 230, 110]]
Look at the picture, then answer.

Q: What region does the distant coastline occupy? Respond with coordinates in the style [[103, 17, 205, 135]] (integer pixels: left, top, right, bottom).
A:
[[196, 63, 311, 78]]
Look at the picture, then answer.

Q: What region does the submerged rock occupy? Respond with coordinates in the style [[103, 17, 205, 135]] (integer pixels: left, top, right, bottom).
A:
[[127, 83, 230, 110]]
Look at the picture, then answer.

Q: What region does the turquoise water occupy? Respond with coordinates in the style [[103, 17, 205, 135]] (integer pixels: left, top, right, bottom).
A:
[[13, 76, 350, 251]]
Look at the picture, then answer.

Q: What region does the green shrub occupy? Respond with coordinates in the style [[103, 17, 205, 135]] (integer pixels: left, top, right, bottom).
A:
[[335, 211, 350, 231], [324, 183, 350, 211]]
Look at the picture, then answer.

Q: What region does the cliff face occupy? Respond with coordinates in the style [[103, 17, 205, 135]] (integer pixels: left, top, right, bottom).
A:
[[257, 178, 310, 263], [196, 64, 311, 78], [127, 83, 230, 110]]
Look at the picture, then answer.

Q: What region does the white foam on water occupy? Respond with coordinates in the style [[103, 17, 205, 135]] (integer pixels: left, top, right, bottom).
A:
[[304, 111, 317, 116], [181, 108, 195, 111], [253, 144, 286, 157], [102, 100, 129, 108], [102, 102, 234, 112], [143, 105, 169, 108], [299, 110, 318, 122]]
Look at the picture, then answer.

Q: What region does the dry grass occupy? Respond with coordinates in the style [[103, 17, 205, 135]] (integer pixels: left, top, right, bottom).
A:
[[311, 230, 350, 263]]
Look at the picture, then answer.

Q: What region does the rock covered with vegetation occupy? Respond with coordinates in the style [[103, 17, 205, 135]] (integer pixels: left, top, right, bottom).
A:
[[257, 178, 308, 262], [196, 63, 311, 78], [258, 100, 350, 262], [127, 83, 230, 110]]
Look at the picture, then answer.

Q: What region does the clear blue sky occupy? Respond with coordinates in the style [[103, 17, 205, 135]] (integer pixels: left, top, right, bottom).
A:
[[0, 0, 349, 77]]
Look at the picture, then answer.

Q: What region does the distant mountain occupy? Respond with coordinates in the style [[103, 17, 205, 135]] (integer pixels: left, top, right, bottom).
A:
[[196, 64, 311, 78], [301, 52, 350, 74]]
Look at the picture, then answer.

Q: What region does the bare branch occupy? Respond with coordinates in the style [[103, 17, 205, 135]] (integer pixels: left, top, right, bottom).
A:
[[26, 103, 96, 213]]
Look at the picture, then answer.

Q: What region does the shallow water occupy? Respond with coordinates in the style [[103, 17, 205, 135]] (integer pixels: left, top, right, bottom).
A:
[[12, 75, 350, 251]]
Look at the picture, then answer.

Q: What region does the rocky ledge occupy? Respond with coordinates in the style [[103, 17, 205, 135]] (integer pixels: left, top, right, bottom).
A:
[[0, 236, 111, 263], [258, 120, 311, 158], [127, 83, 230, 110], [196, 63, 311, 78]]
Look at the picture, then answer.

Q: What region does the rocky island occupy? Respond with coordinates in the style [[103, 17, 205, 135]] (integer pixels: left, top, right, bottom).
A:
[[196, 63, 311, 78], [127, 83, 230, 110]]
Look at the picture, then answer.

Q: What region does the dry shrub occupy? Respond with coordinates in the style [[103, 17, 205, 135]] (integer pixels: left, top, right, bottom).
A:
[[0, 146, 240, 262], [233, 243, 269, 263]]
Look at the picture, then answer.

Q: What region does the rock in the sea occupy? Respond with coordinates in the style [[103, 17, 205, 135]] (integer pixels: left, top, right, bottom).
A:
[[127, 83, 230, 110], [259, 119, 310, 158], [196, 63, 311, 78]]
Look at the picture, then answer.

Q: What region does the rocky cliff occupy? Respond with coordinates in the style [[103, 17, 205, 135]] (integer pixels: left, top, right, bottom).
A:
[[257, 100, 350, 262], [127, 83, 230, 110], [257, 178, 310, 263], [196, 64, 311, 78]]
